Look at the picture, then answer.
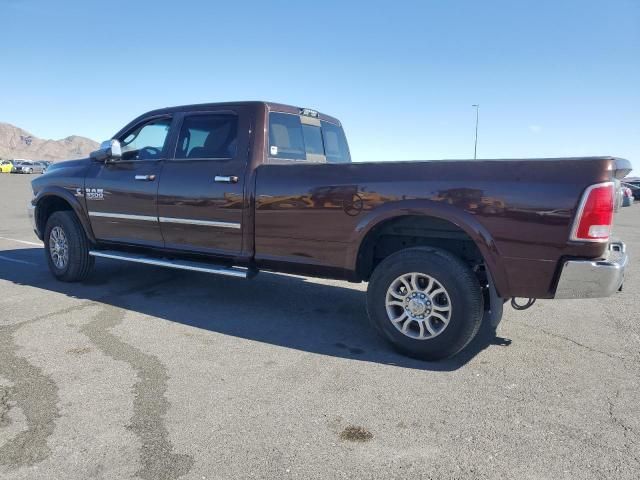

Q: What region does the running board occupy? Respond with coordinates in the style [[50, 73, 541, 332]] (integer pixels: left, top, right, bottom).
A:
[[89, 250, 253, 278]]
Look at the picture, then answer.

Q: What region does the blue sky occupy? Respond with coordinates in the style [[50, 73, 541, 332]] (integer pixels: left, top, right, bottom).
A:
[[1, 0, 638, 171]]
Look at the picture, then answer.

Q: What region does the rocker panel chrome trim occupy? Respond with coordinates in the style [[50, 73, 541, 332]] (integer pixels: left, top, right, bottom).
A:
[[89, 250, 249, 278], [158, 217, 241, 229], [88, 211, 158, 222]]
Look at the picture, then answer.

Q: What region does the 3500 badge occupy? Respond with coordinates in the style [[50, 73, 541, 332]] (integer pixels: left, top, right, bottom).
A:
[[75, 187, 104, 200]]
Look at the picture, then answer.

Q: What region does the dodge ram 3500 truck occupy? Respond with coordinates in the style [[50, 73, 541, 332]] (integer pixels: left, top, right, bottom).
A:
[[29, 101, 631, 360]]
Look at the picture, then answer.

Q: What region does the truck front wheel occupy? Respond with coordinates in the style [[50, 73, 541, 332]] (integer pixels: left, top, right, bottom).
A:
[[366, 247, 483, 360], [44, 211, 94, 282]]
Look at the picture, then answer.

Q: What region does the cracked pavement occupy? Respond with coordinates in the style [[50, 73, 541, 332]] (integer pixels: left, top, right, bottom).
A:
[[0, 174, 639, 479]]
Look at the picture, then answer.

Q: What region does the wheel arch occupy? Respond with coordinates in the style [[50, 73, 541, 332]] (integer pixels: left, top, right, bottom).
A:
[[34, 188, 95, 243], [349, 201, 509, 298]]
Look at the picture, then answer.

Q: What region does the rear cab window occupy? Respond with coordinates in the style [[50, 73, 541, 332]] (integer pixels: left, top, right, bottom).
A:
[[268, 111, 351, 164]]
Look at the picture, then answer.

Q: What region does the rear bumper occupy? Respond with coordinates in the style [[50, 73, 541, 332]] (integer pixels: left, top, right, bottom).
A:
[[554, 241, 628, 299]]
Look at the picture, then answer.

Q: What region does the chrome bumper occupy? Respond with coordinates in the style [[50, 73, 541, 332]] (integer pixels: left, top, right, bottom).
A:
[[27, 203, 36, 232], [554, 241, 628, 299]]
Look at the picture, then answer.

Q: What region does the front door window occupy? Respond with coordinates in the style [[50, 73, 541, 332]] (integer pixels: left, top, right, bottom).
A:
[[119, 118, 171, 161]]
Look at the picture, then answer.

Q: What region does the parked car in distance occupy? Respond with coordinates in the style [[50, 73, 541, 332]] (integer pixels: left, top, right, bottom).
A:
[[622, 181, 640, 201], [10, 160, 24, 172], [0, 160, 14, 173], [34, 161, 51, 173], [29, 101, 631, 361], [621, 185, 634, 206], [13, 160, 45, 174]]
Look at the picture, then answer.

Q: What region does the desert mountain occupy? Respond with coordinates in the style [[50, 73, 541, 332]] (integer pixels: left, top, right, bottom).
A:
[[0, 122, 99, 161]]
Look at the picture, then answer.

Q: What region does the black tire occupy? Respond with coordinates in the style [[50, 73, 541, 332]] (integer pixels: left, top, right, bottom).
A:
[[44, 211, 94, 282], [366, 247, 484, 361]]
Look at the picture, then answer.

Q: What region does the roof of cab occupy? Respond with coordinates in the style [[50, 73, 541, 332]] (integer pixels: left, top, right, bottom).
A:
[[142, 101, 342, 126]]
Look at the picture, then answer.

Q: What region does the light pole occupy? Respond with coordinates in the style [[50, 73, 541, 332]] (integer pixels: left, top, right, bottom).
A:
[[472, 104, 479, 160]]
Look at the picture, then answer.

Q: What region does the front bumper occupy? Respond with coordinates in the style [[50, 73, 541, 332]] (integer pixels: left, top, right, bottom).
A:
[[554, 241, 628, 299], [27, 202, 37, 233]]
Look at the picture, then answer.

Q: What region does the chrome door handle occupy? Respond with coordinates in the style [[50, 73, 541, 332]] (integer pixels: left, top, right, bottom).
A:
[[214, 175, 239, 184], [135, 174, 156, 181]]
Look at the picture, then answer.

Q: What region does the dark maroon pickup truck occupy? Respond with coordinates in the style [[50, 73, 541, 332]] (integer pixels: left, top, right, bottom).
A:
[[29, 101, 631, 360]]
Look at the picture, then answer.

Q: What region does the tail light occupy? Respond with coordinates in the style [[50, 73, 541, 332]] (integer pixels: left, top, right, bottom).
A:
[[570, 182, 614, 242]]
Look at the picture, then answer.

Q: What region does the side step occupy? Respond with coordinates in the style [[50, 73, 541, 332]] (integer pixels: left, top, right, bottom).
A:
[[89, 250, 254, 279]]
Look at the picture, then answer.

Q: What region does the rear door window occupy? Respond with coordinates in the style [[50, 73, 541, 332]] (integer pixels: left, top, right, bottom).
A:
[[175, 114, 238, 159]]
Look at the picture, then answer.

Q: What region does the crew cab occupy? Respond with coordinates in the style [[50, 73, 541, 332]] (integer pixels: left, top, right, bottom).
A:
[[29, 101, 631, 360]]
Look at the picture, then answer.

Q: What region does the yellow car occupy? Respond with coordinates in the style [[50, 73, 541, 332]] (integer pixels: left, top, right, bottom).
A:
[[0, 160, 14, 173]]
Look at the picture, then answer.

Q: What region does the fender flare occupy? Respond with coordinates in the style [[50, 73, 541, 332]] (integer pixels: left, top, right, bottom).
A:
[[33, 187, 96, 243], [345, 199, 510, 297]]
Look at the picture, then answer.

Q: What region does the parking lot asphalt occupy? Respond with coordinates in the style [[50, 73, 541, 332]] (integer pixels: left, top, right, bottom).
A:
[[0, 173, 638, 480]]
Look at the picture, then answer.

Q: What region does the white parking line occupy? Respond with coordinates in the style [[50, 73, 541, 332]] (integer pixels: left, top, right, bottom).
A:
[[0, 236, 42, 247], [0, 254, 38, 266]]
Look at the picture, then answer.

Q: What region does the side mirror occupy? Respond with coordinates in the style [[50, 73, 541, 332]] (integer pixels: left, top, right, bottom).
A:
[[90, 139, 122, 162]]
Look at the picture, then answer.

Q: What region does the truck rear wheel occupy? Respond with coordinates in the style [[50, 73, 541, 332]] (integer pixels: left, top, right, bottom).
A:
[[366, 247, 483, 360], [44, 211, 94, 282]]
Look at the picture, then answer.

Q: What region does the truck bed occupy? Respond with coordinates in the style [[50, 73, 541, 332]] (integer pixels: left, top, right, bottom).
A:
[[254, 156, 631, 298]]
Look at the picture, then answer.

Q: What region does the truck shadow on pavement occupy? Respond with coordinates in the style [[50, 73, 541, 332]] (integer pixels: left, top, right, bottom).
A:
[[0, 248, 511, 371]]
